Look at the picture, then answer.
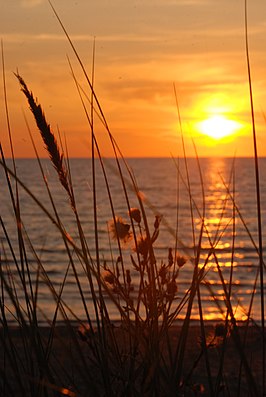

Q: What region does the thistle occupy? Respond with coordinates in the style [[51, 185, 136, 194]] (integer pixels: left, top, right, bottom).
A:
[[108, 216, 132, 243], [129, 207, 141, 224]]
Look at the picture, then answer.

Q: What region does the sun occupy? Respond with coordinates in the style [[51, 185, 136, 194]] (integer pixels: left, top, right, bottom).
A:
[[197, 115, 242, 140]]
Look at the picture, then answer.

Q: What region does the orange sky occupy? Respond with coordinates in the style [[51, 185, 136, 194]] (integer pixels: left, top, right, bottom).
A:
[[1, 0, 266, 158]]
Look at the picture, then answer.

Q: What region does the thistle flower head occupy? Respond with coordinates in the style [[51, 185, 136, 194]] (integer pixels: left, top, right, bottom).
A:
[[129, 207, 141, 224], [154, 214, 161, 230], [176, 255, 186, 268], [108, 216, 131, 243]]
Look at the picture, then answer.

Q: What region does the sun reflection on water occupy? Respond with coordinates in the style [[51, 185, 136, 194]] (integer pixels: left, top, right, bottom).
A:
[[190, 157, 259, 322]]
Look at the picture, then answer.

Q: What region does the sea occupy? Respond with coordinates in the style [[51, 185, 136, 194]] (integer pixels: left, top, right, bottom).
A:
[[1, 157, 266, 325]]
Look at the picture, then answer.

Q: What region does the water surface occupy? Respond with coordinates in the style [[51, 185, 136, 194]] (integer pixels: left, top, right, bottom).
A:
[[1, 157, 265, 324]]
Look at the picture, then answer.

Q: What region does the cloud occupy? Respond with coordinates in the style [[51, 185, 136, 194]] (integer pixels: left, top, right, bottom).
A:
[[174, 0, 210, 4], [20, 0, 44, 8]]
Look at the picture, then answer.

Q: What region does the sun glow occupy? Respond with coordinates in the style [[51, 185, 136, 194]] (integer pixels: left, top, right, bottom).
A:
[[197, 115, 242, 140]]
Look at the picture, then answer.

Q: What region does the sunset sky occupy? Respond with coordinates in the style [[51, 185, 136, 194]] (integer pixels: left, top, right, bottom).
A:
[[1, 0, 266, 157]]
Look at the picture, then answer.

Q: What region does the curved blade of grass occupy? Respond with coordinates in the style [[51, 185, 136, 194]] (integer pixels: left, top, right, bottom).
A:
[[244, 3, 265, 393]]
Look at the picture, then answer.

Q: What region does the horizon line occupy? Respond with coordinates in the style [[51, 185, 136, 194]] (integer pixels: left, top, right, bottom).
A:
[[4, 155, 266, 160]]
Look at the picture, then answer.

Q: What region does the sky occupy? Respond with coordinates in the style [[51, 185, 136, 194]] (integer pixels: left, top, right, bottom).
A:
[[1, 0, 266, 158]]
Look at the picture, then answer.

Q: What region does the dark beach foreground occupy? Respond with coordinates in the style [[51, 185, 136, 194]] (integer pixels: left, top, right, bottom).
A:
[[0, 323, 263, 396]]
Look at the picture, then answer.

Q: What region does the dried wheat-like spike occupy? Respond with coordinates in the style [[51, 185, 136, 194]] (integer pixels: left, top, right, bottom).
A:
[[15, 73, 73, 204]]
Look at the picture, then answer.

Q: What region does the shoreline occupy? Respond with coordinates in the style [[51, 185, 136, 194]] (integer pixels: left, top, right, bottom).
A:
[[2, 317, 258, 329]]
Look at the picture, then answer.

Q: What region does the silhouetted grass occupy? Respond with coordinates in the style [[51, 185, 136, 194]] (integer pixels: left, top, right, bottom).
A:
[[0, 2, 265, 396]]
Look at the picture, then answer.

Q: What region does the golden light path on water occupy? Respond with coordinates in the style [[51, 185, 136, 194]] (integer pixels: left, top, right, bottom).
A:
[[193, 157, 250, 322]]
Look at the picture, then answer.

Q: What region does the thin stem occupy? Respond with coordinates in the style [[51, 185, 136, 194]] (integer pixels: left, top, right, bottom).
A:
[[244, 2, 265, 394]]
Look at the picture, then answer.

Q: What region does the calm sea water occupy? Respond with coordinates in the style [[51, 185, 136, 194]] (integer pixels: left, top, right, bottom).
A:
[[1, 157, 266, 325]]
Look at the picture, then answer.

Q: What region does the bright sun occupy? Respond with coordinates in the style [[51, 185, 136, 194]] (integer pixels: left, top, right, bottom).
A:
[[197, 115, 242, 140]]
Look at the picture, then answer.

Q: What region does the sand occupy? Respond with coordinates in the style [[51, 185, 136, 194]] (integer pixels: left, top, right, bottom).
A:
[[0, 322, 264, 396]]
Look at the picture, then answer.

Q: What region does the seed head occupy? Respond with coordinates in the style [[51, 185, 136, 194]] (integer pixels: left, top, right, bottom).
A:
[[154, 215, 161, 230], [166, 280, 178, 298], [168, 248, 173, 266], [108, 216, 131, 243], [129, 207, 141, 224], [135, 236, 149, 257], [159, 264, 168, 284], [102, 269, 115, 286], [176, 255, 186, 268]]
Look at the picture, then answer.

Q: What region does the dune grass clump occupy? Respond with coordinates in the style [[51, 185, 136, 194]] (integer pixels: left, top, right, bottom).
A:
[[0, 3, 265, 396], [0, 72, 263, 397]]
